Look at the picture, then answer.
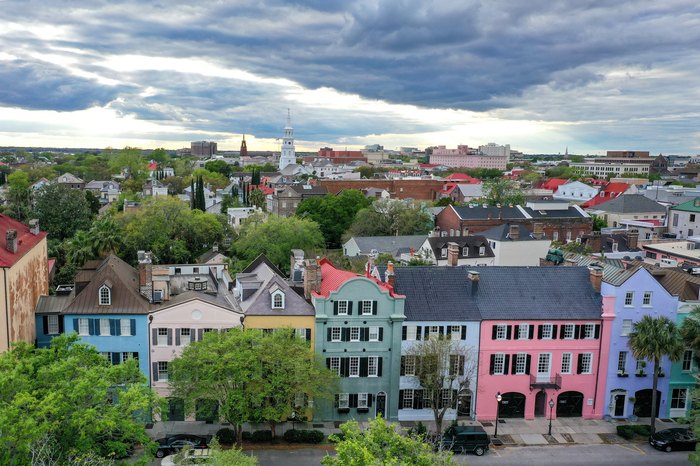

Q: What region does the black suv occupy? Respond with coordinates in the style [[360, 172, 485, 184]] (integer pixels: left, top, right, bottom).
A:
[[649, 427, 698, 452], [441, 425, 490, 456], [155, 434, 209, 458]]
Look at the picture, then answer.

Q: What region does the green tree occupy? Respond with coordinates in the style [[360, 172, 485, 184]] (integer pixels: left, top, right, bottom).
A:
[[345, 199, 433, 239], [85, 190, 101, 215], [5, 170, 31, 220], [108, 147, 146, 179], [680, 306, 700, 365], [433, 197, 452, 207], [482, 179, 524, 206], [0, 334, 158, 465], [204, 160, 232, 178], [323, 417, 456, 466], [297, 190, 373, 248], [591, 214, 607, 232], [90, 216, 123, 257], [628, 316, 684, 434], [34, 183, 94, 241], [149, 147, 170, 164], [66, 230, 98, 266], [248, 188, 266, 211], [191, 168, 229, 190], [231, 214, 324, 274]]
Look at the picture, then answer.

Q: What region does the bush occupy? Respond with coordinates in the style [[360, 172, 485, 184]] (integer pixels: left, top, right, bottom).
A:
[[283, 429, 324, 444], [283, 429, 301, 443], [251, 430, 273, 443], [241, 431, 252, 442], [329, 432, 345, 443], [216, 427, 236, 445], [616, 425, 635, 440], [632, 424, 651, 436]]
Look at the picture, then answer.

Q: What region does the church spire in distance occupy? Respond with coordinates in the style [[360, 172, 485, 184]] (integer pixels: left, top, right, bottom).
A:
[[278, 108, 296, 170], [240, 134, 248, 158]]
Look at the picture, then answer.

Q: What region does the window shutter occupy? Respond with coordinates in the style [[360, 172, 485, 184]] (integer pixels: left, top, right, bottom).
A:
[[378, 357, 383, 376], [489, 355, 495, 375], [379, 328, 384, 341], [399, 390, 404, 408], [400, 356, 406, 376], [370, 301, 376, 315], [88, 319, 96, 336], [334, 394, 339, 408], [197, 329, 203, 341], [594, 324, 600, 339], [423, 327, 429, 339], [506, 325, 512, 340], [190, 328, 196, 342], [111, 353, 120, 365], [115, 319, 122, 336], [560, 325, 566, 339], [326, 358, 331, 369], [503, 354, 510, 375], [350, 394, 358, 408], [58, 317, 64, 334], [492, 325, 498, 339], [459, 356, 465, 376], [577, 354, 584, 374], [152, 362, 158, 381], [333, 302, 338, 315], [525, 355, 531, 375], [574, 325, 581, 339], [342, 328, 350, 342], [167, 328, 173, 346], [528, 325, 534, 340], [511, 354, 517, 374], [347, 302, 353, 315], [537, 325, 543, 339], [73, 319, 78, 333], [42, 316, 48, 335], [368, 394, 373, 407], [461, 326, 467, 340], [109, 319, 116, 336], [361, 328, 369, 341], [360, 358, 368, 377], [402, 326, 407, 340], [416, 326, 422, 340], [306, 329, 311, 341], [414, 390, 423, 410], [341, 358, 349, 377], [152, 328, 157, 344], [130, 319, 136, 336], [176, 329, 181, 346], [133, 352, 139, 360], [438, 326, 444, 337], [327, 328, 332, 341], [552, 325, 558, 339]]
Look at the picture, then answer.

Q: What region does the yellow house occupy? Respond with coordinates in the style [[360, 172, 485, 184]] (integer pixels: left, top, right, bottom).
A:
[[0, 216, 49, 352]]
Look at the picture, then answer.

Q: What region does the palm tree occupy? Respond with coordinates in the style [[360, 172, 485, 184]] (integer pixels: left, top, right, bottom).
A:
[[628, 315, 684, 434], [66, 230, 96, 267], [680, 306, 700, 365], [90, 217, 122, 257]]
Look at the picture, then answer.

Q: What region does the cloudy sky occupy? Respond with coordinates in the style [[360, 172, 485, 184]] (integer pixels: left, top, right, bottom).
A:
[[1, 1, 699, 154]]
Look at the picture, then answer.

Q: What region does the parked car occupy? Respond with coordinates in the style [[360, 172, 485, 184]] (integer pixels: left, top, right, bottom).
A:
[[649, 427, 698, 452], [441, 425, 490, 456], [155, 434, 209, 458], [161, 448, 211, 465]]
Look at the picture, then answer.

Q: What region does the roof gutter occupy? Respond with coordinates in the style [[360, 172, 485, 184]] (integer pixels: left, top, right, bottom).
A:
[[3, 268, 8, 349]]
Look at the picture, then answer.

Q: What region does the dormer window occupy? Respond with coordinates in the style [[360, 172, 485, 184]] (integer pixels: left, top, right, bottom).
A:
[[271, 290, 285, 309], [99, 285, 111, 306]]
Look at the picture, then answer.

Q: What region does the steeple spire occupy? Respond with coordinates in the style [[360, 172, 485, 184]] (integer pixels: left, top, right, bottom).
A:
[[278, 109, 296, 170], [240, 134, 248, 158]]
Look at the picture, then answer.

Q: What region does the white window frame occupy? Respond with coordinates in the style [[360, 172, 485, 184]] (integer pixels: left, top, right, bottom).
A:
[[157, 328, 168, 346], [493, 353, 505, 375], [515, 353, 527, 375], [179, 328, 191, 346], [349, 357, 359, 377], [495, 324, 507, 340], [441, 248, 447, 258], [121, 352, 131, 363], [538, 353, 551, 376], [682, 350, 693, 372], [99, 318, 110, 336], [479, 246, 486, 256], [329, 357, 340, 376], [518, 323, 529, 340], [462, 247, 469, 257], [403, 355, 416, 376], [624, 291, 634, 307], [618, 351, 627, 372], [337, 301, 349, 316], [369, 326, 380, 342], [402, 389, 414, 409], [642, 292, 652, 306], [580, 353, 593, 374], [429, 325, 440, 340], [563, 324, 575, 339], [78, 318, 89, 336], [331, 327, 341, 342], [450, 325, 461, 340], [368, 356, 378, 377], [47, 315, 59, 335], [99, 285, 111, 306], [561, 352, 572, 374], [541, 323, 553, 340], [271, 291, 284, 309], [405, 325, 417, 341], [621, 319, 633, 336], [338, 393, 349, 409], [350, 327, 360, 342], [361, 300, 373, 315], [358, 393, 369, 409], [157, 361, 168, 381], [120, 319, 131, 336], [671, 388, 688, 410], [583, 323, 595, 339]]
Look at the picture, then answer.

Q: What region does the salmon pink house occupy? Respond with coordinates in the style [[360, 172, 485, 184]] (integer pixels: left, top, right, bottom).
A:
[[475, 266, 609, 421]]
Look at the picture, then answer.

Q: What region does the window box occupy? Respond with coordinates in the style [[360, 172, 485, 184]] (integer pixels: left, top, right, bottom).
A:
[[658, 373, 665, 378], [357, 408, 369, 413], [337, 408, 350, 414], [617, 371, 629, 378], [635, 372, 646, 377]]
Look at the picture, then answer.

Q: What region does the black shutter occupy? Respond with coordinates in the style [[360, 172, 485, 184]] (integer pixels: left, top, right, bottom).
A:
[[537, 325, 543, 339], [73, 319, 78, 333], [525, 355, 531, 375], [594, 324, 600, 339], [130, 319, 136, 336], [361, 328, 369, 341], [133, 352, 139, 360], [577, 354, 584, 374], [109, 319, 116, 336], [42, 316, 48, 335], [414, 390, 423, 410], [506, 325, 512, 340], [438, 326, 444, 338], [115, 319, 122, 336], [379, 328, 384, 341], [176, 329, 181, 346], [560, 325, 566, 339], [528, 325, 534, 340], [334, 394, 339, 408], [368, 394, 373, 407], [459, 356, 465, 376], [111, 353, 120, 365], [341, 358, 349, 377], [574, 325, 581, 339], [399, 390, 404, 408], [348, 301, 353, 315], [372, 301, 378, 315], [489, 355, 496, 375], [327, 328, 332, 341], [190, 328, 196, 342], [503, 354, 510, 375], [58, 317, 64, 334], [333, 302, 338, 315], [416, 326, 422, 340], [342, 328, 350, 342], [167, 328, 173, 346], [461, 326, 467, 340], [152, 362, 158, 381], [402, 326, 407, 340], [360, 358, 368, 377], [511, 354, 517, 374], [306, 329, 311, 341], [423, 327, 429, 339], [552, 325, 558, 339], [350, 394, 358, 408], [326, 358, 331, 369], [492, 325, 498, 339], [400, 356, 406, 376], [152, 328, 157, 345], [197, 329, 203, 341], [377, 357, 383, 376], [88, 319, 96, 336]]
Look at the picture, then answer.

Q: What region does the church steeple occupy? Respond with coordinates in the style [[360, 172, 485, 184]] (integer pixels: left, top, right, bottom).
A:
[[240, 134, 248, 158], [278, 108, 296, 170]]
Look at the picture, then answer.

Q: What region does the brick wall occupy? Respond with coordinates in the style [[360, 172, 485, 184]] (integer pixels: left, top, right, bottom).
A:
[[319, 180, 446, 201]]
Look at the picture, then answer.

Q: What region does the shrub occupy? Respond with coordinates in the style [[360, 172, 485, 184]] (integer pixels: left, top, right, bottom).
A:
[[251, 430, 273, 443], [216, 427, 236, 445], [284, 429, 324, 444], [241, 431, 252, 442], [284, 429, 301, 443], [329, 432, 345, 443], [617, 425, 635, 440], [632, 425, 651, 436]]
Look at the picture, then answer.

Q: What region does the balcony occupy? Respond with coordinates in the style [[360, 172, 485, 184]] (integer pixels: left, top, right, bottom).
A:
[[530, 373, 562, 390]]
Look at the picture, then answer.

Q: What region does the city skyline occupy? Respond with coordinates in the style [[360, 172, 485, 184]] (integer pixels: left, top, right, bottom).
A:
[[1, 1, 699, 154]]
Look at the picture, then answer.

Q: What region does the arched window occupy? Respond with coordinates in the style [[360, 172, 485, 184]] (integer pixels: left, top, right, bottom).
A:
[[99, 285, 111, 306], [271, 291, 285, 309]]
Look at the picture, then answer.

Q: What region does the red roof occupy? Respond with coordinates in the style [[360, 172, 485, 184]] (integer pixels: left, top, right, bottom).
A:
[[445, 173, 481, 183], [541, 178, 568, 190], [315, 258, 403, 298], [252, 185, 274, 195], [148, 160, 158, 171], [0, 214, 47, 267], [581, 183, 630, 208]]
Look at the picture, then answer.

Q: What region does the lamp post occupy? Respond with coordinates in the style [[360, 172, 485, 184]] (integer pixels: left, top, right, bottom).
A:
[[494, 392, 502, 438], [548, 399, 555, 436]]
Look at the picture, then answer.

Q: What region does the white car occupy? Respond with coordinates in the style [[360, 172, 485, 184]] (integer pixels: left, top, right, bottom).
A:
[[161, 448, 211, 465]]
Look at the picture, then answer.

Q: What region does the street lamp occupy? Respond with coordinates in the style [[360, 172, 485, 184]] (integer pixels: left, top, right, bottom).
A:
[[548, 399, 555, 436], [494, 392, 502, 438]]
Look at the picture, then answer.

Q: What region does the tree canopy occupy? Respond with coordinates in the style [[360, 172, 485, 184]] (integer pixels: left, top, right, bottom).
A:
[[296, 190, 373, 248], [34, 183, 95, 241], [482, 179, 525, 206], [345, 199, 433, 239]]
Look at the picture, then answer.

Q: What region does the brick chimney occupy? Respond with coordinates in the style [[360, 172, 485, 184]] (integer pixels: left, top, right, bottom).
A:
[[137, 250, 153, 288], [508, 225, 520, 241], [589, 266, 603, 293], [627, 229, 639, 250], [385, 261, 395, 287], [447, 242, 459, 266], [28, 219, 40, 235], [5, 229, 17, 254], [468, 270, 480, 294], [589, 231, 602, 252], [303, 259, 322, 299], [532, 223, 544, 240]]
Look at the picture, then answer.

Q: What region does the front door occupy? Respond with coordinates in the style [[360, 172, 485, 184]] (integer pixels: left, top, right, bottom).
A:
[[537, 353, 551, 382], [614, 393, 625, 417], [376, 392, 386, 418], [535, 390, 546, 417], [457, 392, 472, 417]]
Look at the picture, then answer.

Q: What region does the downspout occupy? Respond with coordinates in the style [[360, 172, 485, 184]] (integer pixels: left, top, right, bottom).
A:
[[592, 319, 604, 415], [473, 322, 481, 421], [3, 268, 9, 349]]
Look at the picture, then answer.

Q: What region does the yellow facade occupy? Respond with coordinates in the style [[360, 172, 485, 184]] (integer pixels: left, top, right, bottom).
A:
[[243, 315, 316, 343]]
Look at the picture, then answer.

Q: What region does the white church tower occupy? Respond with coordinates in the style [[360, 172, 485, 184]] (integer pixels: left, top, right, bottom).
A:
[[278, 109, 296, 170]]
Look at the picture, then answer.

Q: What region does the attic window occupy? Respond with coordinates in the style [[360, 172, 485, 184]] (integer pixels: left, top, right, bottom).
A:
[[187, 279, 208, 291], [441, 248, 447, 258], [99, 285, 111, 306], [479, 246, 486, 256], [271, 290, 285, 309]]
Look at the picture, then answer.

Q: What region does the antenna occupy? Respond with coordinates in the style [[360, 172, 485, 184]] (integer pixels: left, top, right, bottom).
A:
[[287, 108, 291, 126]]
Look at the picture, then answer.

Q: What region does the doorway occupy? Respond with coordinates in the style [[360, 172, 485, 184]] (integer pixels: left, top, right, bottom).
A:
[[535, 390, 547, 417], [499, 392, 526, 418], [376, 392, 386, 418], [457, 391, 472, 418], [613, 392, 626, 417], [556, 391, 584, 417], [634, 389, 661, 418]]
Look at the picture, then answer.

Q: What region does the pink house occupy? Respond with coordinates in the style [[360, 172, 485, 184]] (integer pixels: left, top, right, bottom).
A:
[[474, 267, 611, 421]]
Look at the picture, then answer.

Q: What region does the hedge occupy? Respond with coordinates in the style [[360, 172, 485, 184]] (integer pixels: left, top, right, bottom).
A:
[[617, 424, 651, 440], [251, 430, 273, 442], [216, 428, 236, 445], [283, 429, 324, 444]]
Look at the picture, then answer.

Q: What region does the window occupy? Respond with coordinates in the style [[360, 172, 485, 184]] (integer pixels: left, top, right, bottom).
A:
[[406, 325, 417, 341], [47, 315, 59, 335], [493, 353, 505, 375], [692, 214, 697, 223], [462, 247, 469, 256], [338, 393, 349, 409], [361, 300, 373, 315], [541, 324, 553, 339], [449, 355, 464, 376], [518, 323, 529, 340], [441, 248, 447, 258], [441, 389, 452, 408], [158, 361, 169, 381], [99, 318, 110, 336], [621, 319, 633, 336], [671, 388, 688, 410], [624, 292, 634, 306], [563, 324, 575, 339], [157, 328, 168, 346], [538, 353, 551, 374], [331, 328, 341, 342], [636, 359, 646, 374], [120, 319, 131, 336], [99, 285, 111, 306], [369, 326, 380, 341], [272, 292, 284, 309], [121, 352, 132, 363], [403, 356, 416, 376], [515, 353, 527, 374], [368, 356, 379, 377], [618, 351, 627, 372], [429, 326, 440, 339], [683, 350, 693, 372], [329, 357, 340, 375], [350, 327, 360, 342], [337, 301, 349, 315], [642, 292, 652, 306], [561, 353, 572, 374], [553, 231, 559, 241], [579, 353, 593, 374], [479, 246, 486, 256], [349, 357, 359, 377], [180, 328, 191, 345], [583, 323, 595, 339], [78, 318, 89, 336], [192, 267, 199, 274], [402, 390, 414, 409], [358, 393, 369, 409], [450, 325, 461, 340], [495, 324, 507, 340]]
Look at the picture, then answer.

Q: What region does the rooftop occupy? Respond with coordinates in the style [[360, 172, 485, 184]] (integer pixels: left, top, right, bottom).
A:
[[0, 214, 48, 267], [587, 194, 666, 214], [316, 258, 402, 298]]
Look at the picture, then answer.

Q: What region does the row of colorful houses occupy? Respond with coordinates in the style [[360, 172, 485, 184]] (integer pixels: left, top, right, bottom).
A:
[[34, 249, 698, 426]]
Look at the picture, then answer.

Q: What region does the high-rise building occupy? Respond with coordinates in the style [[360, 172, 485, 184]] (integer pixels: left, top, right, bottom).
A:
[[479, 142, 511, 162], [278, 110, 296, 170], [191, 141, 217, 158]]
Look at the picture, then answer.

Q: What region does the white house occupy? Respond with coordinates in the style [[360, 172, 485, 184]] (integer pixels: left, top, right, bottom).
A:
[[553, 181, 599, 202], [480, 224, 552, 266], [227, 207, 262, 228]]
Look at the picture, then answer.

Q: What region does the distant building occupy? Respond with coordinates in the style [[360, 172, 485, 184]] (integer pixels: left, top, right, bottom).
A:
[[668, 198, 700, 238], [56, 172, 85, 190], [278, 111, 296, 171], [585, 194, 666, 228], [430, 145, 507, 170], [553, 181, 599, 203], [191, 141, 217, 158], [478, 143, 511, 162], [271, 184, 327, 217], [314, 148, 367, 165], [240, 134, 248, 158]]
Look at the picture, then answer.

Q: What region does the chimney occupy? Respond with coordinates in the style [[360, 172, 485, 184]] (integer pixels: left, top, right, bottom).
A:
[[508, 225, 520, 241], [532, 223, 544, 240], [137, 250, 153, 288], [468, 270, 480, 294], [303, 259, 321, 299], [28, 219, 40, 235], [627, 229, 639, 250], [366, 250, 377, 276], [290, 249, 305, 283], [589, 266, 603, 293], [5, 229, 17, 254], [212, 243, 218, 252], [589, 231, 602, 252], [385, 261, 395, 287], [447, 242, 459, 266]]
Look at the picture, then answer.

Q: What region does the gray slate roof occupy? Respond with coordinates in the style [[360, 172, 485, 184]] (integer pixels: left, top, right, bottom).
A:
[[480, 224, 538, 241], [590, 194, 666, 213], [452, 205, 526, 220], [426, 236, 494, 259], [390, 266, 601, 321], [348, 235, 427, 256], [562, 253, 638, 286]]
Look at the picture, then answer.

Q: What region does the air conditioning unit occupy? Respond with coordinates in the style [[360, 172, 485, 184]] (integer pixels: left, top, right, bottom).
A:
[[153, 290, 163, 303]]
